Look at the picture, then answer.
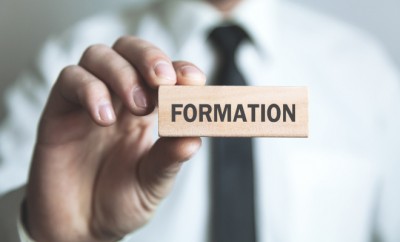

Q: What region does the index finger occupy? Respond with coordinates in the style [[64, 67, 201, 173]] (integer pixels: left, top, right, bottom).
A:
[[113, 36, 176, 89]]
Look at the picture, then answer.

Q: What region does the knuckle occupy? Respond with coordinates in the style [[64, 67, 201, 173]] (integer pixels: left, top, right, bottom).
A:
[[82, 44, 109, 60], [141, 47, 169, 68], [114, 64, 136, 83], [114, 36, 169, 65], [174, 60, 193, 69], [141, 45, 163, 58], [108, 63, 137, 91], [114, 35, 136, 47], [59, 65, 81, 82], [78, 80, 104, 104], [84, 79, 105, 95], [182, 61, 195, 66]]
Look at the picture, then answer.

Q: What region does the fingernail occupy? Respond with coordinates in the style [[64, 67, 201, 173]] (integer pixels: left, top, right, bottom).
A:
[[180, 66, 204, 80], [154, 61, 175, 82], [133, 87, 148, 109], [99, 103, 115, 122]]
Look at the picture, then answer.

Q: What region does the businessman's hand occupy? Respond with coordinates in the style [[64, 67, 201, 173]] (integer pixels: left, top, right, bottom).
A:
[[25, 36, 206, 242]]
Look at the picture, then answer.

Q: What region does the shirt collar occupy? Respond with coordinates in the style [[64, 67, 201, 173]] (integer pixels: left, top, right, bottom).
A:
[[160, 0, 279, 58], [230, 0, 279, 57]]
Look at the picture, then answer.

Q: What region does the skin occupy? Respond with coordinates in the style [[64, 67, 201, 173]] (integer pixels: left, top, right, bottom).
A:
[[206, 0, 242, 13], [25, 0, 241, 241]]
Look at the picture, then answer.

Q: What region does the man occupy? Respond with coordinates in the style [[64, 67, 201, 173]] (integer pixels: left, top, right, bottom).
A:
[[1, 0, 400, 241]]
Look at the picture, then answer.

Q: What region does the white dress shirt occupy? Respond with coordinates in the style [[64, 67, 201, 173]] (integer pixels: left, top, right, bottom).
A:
[[1, 0, 400, 241]]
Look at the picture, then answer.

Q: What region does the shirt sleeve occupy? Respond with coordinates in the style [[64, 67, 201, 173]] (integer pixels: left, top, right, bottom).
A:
[[0, 187, 26, 242], [17, 215, 35, 242]]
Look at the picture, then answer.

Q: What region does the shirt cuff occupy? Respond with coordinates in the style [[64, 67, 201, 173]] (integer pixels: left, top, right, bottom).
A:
[[17, 209, 35, 242]]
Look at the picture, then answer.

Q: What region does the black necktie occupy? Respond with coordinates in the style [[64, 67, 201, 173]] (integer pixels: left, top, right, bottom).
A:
[[209, 25, 257, 242]]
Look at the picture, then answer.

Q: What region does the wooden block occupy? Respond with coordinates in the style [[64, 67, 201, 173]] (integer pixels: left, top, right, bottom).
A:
[[158, 86, 308, 137]]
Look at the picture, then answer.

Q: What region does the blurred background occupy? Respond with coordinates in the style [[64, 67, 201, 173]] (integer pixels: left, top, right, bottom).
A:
[[0, 0, 399, 119]]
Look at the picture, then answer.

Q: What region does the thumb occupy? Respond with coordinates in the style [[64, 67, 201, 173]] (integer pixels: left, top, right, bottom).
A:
[[138, 137, 201, 202]]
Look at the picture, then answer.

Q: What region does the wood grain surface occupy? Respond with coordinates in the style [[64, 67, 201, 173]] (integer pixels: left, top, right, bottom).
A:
[[158, 86, 308, 137]]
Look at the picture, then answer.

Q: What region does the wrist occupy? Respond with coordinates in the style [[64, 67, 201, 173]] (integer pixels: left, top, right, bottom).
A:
[[23, 200, 122, 242]]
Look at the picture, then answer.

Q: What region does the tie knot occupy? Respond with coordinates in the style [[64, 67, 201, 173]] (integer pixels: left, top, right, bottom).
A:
[[209, 24, 248, 57], [208, 24, 249, 86]]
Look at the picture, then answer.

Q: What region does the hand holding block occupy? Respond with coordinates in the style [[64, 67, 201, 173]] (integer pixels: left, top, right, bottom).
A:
[[158, 86, 308, 137]]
